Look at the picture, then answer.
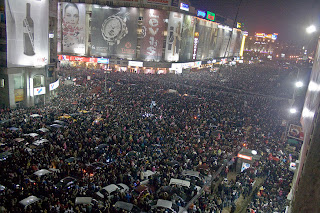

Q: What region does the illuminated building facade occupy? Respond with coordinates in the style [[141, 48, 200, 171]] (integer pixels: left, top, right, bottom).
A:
[[0, 0, 244, 108]]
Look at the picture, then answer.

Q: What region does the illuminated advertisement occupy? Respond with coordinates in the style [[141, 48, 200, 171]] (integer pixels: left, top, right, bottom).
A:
[[180, 3, 189, 11], [5, 0, 49, 67], [58, 55, 100, 63], [206, 11, 215, 21], [57, 3, 86, 55], [49, 79, 59, 91], [91, 6, 139, 59], [197, 10, 206, 19], [97, 58, 109, 64], [128, 61, 143, 67], [14, 89, 24, 102], [144, 0, 170, 5], [237, 153, 252, 161], [272, 33, 278, 40], [165, 12, 184, 62], [34, 87, 46, 96], [140, 9, 166, 61], [255, 33, 266, 37], [192, 32, 199, 60], [180, 15, 196, 61], [194, 19, 218, 60]]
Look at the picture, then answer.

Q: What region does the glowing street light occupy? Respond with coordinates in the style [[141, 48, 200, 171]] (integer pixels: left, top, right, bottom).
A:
[[290, 108, 297, 114], [295, 81, 303, 88], [306, 25, 317, 34]]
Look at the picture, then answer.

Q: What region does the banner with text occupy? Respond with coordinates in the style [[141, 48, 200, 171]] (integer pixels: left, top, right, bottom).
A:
[[140, 9, 167, 61]]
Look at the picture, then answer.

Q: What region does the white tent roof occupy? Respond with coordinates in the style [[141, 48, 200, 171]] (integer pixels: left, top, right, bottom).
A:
[[34, 169, 52, 177], [30, 114, 41, 118], [19, 196, 41, 207], [155, 199, 173, 209], [75, 197, 92, 205], [169, 178, 190, 188], [38, 128, 49, 132]]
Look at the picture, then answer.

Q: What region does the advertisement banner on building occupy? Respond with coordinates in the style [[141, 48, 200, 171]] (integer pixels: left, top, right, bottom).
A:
[[34, 87, 46, 96], [5, 0, 49, 67], [140, 9, 166, 61], [180, 15, 195, 61], [49, 79, 60, 91], [57, 3, 86, 55], [14, 89, 24, 102], [144, 0, 171, 6], [91, 6, 139, 59], [165, 12, 184, 62], [288, 124, 304, 141]]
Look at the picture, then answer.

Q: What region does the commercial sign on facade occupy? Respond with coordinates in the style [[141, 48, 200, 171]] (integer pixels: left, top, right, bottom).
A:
[[91, 6, 139, 59], [192, 32, 199, 60], [165, 12, 184, 62], [57, 3, 86, 55], [206, 11, 215, 21], [255, 32, 278, 40], [180, 3, 189, 11], [97, 58, 109, 64], [34, 87, 46, 96], [5, 0, 49, 67], [197, 10, 206, 19], [140, 9, 166, 61], [180, 15, 196, 61], [128, 61, 143, 67]]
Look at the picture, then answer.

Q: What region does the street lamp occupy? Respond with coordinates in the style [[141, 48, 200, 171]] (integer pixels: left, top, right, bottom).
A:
[[295, 81, 303, 88], [306, 25, 317, 34], [290, 108, 297, 114]]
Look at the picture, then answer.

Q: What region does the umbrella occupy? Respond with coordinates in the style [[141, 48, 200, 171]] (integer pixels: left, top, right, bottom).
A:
[[38, 128, 49, 133], [30, 114, 41, 118], [9, 127, 19, 131], [14, 138, 25, 142], [50, 124, 63, 128], [53, 120, 65, 125], [24, 133, 39, 137]]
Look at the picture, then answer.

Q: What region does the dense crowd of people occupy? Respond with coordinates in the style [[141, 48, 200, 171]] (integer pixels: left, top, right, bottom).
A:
[[0, 63, 300, 212]]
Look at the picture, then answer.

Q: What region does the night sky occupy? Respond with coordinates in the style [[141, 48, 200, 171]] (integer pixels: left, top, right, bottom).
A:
[[190, 0, 320, 48]]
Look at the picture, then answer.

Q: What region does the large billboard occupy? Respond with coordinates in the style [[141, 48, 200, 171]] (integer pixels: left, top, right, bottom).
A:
[[57, 3, 86, 55], [5, 0, 49, 67], [165, 12, 184, 62], [179, 15, 195, 61], [140, 9, 166, 61], [91, 6, 139, 59]]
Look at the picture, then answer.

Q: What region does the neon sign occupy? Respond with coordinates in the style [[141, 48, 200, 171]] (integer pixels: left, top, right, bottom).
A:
[[197, 10, 206, 18], [192, 32, 199, 60], [180, 3, 189, 11], [206, 11, 215, 21], [237, 153, 252, 161]]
